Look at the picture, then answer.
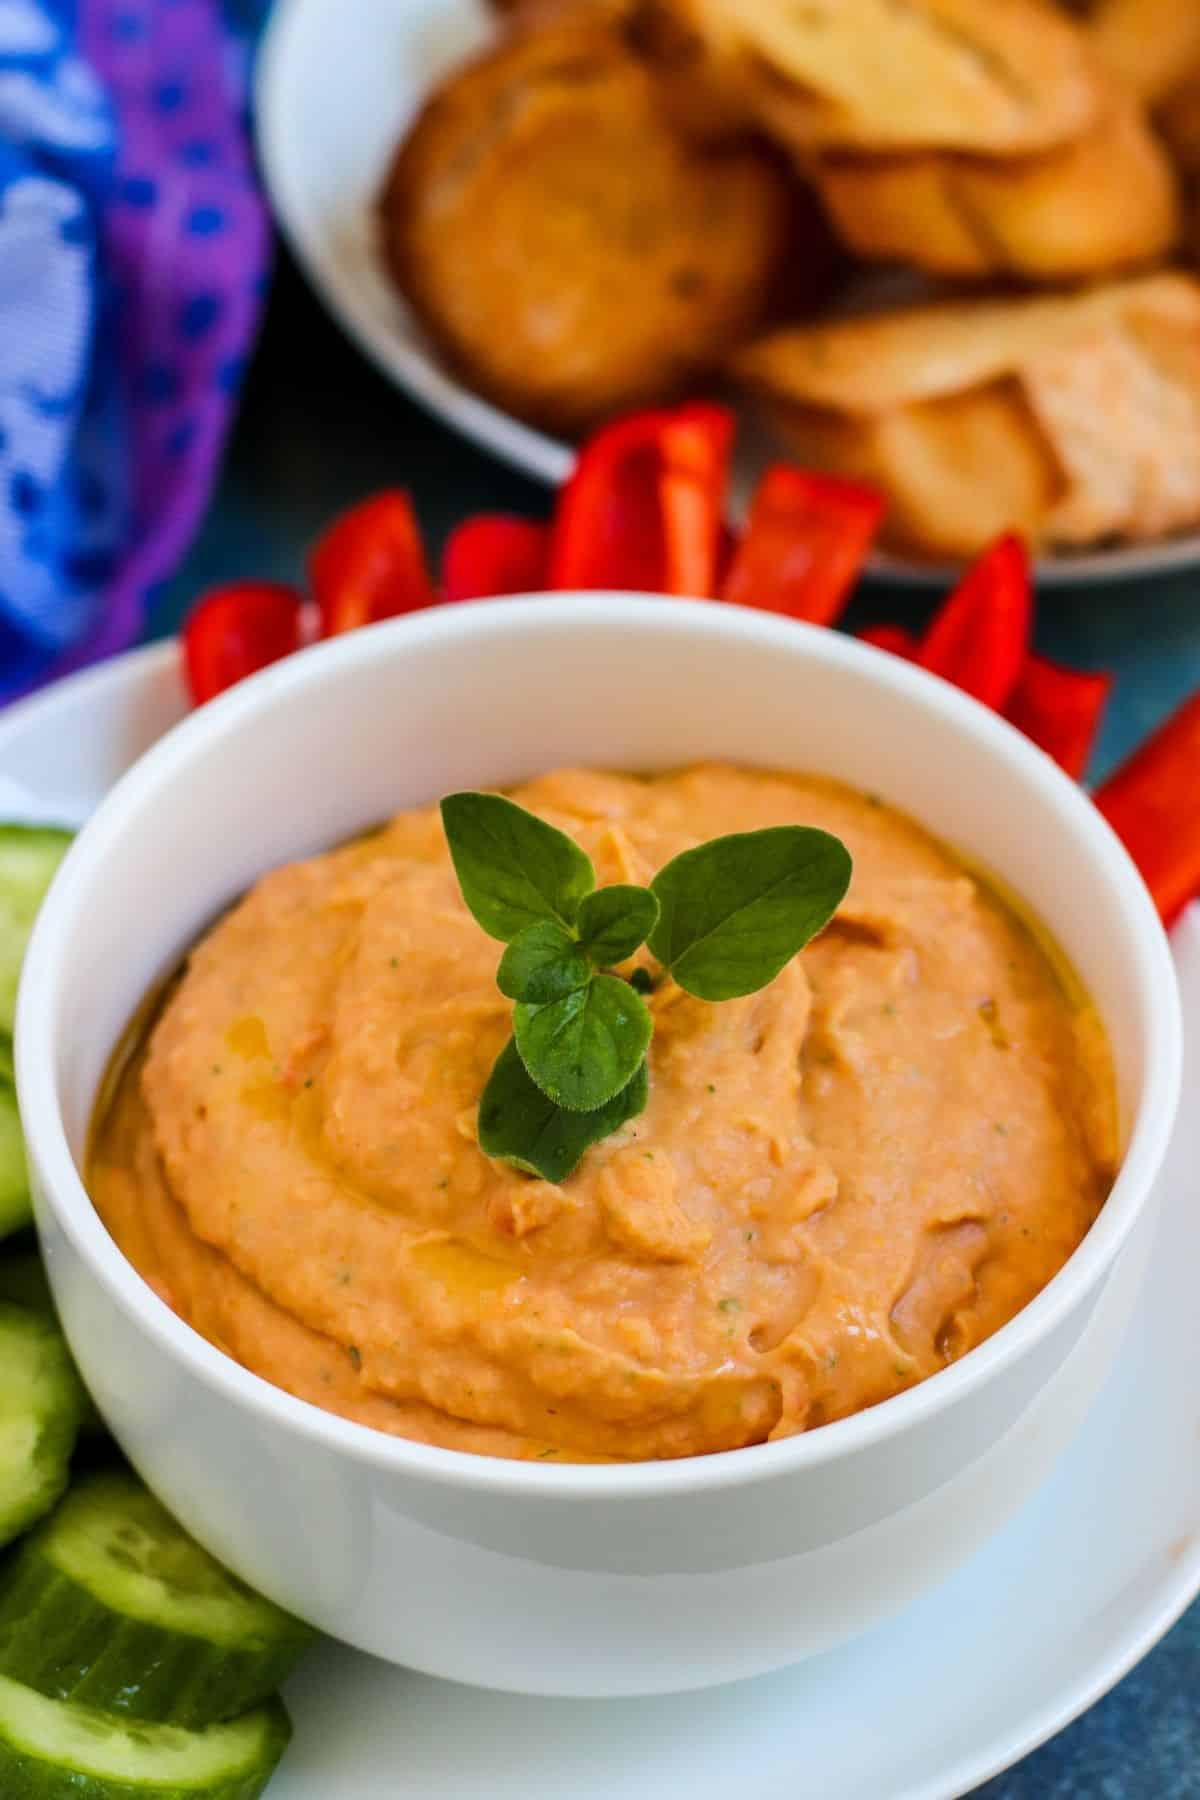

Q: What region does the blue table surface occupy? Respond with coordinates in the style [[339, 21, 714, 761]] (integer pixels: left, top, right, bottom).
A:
[[155, 254, 1200, 1799]]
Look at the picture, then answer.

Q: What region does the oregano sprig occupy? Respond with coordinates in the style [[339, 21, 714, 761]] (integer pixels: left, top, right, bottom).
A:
[[440, 791, 851, 1181]]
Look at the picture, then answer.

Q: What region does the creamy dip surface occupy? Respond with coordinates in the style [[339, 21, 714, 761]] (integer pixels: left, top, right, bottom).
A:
[[89, 765, 1117, 1462]]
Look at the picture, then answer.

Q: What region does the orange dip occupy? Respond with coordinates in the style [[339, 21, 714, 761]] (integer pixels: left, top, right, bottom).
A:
[[88, 765, 1117, 1462]]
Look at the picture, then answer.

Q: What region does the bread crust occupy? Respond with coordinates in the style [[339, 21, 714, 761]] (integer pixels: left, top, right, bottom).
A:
[[735, 274, 1200, 555], [639, 0, 1106, 156], [813, 101, 1178, 280]]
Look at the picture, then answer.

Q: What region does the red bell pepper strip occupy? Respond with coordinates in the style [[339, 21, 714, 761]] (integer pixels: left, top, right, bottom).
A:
[[182, 581, 303, 706], [658, 405, 735, 597], [722, 467, 886, 625], [1005, 654, 1112, 780], [309, 491, 435, 635], [858, 559, 1110, 780], [547, 403, 734, 595], [1094, 690, 1200, 925], [442, 515, 550, 602], [917, 533, 1032, 711], [715, 521, 740, 593], [858, 623, 917, 659]]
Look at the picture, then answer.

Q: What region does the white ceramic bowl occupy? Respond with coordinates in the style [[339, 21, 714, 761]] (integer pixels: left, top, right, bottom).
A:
[[18, 597, 1182, 1697]]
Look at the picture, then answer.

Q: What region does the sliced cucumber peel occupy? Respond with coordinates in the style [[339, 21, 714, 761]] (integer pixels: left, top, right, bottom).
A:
[[0, 1303, 87, 1548], [0, 1472, 315, 1727], [0, 826, 73, 1036], [0, 1672, 291, 1798], [0, 1083, 31, 1241]]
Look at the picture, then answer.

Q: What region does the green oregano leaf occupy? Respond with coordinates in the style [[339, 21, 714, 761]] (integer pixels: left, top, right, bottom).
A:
[[648, 825, 852, 1001], [497, 921, 593, 1004], [440, 791, 852, 1180], [513, 974, 653, 1111], [440, 792, 595, 941], [478, 1039, 648, 1182], [576, 885, 660, 969]]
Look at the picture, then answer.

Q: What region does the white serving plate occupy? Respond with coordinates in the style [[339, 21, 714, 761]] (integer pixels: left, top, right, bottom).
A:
[[2, 639, 1199, 1797], [254, 0, 1200, 591]]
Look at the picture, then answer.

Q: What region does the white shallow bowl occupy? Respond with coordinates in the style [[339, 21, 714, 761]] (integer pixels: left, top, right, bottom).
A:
[[256, 0, 1200, 589], [17, 597, 1182, 1697]]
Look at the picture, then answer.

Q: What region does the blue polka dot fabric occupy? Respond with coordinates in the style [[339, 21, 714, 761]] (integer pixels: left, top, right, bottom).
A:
[[0, 0, 270, 702]]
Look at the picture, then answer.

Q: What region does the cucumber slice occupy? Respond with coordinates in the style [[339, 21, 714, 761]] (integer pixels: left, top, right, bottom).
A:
[[0, 1259, 106, 1440], [0, 1304, 86, 1547], [0, 1081, 32, 1239], [0, 827, 72, 1036], [0, 1674, 290, 1799], [0, 1472, 315, 1728]]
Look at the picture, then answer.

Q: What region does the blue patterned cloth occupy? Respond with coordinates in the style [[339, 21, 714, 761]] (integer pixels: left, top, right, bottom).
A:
[[0, 0, 270, 703]]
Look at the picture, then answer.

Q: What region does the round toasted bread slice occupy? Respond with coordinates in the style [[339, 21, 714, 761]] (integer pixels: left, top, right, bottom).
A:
[[381, 23, 797, 434], [814, 100, 1179, 280], [647, 0, 1105, 156]]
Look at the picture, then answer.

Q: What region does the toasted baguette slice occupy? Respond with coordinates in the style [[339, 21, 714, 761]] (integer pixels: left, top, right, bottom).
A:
[[764, 384, 1060, 561], [381, 22, 796, 434], [734, 272, 1200, 412], [1084, 0, 1200, 105], [619, 0, 756, 141], [1160, 72, 1200, 177], [644, 0, 1104, 155], [814, 100, 1178, 280], [735, 273, 1200, 557]]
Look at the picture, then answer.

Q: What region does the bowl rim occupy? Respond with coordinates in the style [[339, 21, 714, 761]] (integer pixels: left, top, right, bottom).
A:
[[17, 595, 1184, 1499]]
